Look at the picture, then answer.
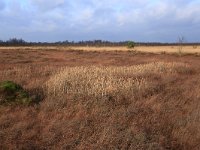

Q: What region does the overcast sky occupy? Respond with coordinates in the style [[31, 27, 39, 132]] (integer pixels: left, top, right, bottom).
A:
[[0, 0, 200, 42]]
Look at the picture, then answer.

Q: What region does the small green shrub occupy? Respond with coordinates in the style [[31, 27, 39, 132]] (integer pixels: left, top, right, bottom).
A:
[[127, 41, 135, 48], [0, 81, 32, 105]]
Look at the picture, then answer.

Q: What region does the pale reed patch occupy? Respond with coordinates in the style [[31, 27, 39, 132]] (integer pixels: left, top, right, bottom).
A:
[[45, 62, 189, 97]]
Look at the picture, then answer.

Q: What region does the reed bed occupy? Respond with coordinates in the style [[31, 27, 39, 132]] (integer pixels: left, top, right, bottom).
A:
[[45, 62, 189, 98]]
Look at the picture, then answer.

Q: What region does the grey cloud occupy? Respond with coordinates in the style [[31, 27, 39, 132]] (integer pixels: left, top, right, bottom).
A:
[[0, 0, 200, 42]]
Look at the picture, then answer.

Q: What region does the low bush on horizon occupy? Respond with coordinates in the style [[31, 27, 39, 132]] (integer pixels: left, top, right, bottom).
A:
[[127, 41, 135, 48]]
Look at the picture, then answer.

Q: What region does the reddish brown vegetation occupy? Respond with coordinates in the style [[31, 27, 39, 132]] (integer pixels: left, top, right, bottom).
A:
[[0, 47, 200, 149]]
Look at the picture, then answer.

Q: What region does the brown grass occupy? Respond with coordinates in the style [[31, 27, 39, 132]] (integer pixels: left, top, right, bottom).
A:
[[0, 47, 200, 149], [0, 45, 200, 54]]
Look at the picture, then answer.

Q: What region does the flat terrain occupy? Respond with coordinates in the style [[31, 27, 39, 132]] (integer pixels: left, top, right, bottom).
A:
[[0, 46, 200, 149], [0, 46, 200, 67], [0, 45, 200, 54]]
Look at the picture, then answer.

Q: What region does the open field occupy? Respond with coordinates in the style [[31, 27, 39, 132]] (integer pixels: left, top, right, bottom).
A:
[[0, 46, 200, 149], [0, 45, 200, 54], [70, 45, 200, 54]]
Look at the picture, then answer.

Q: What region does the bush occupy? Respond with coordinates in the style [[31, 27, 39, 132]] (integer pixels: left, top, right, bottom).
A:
[[127, 41, 135, 48], [0, 81, 32, 105]]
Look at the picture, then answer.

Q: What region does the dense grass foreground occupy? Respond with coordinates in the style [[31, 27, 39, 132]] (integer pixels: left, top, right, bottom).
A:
[[0, 62, 200, 149]]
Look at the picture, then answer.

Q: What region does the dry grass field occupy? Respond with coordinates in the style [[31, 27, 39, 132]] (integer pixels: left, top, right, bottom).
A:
[[0, 46, 200, 149], [69, 45, 200, 54], [0, 45, 200, 54]]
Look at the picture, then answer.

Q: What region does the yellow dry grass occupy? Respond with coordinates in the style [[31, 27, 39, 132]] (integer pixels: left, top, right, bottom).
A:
[[0, 45, 199, 54], [45, 62, 189, 98], [68, 45, 200, 54]]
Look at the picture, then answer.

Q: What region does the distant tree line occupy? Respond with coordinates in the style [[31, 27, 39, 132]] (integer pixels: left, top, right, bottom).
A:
[[0, 38, 199, 47], [0, 38, 28, 46]]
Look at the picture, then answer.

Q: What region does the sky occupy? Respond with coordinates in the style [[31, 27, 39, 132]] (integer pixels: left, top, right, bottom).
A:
[[0, 0, 200, 42]]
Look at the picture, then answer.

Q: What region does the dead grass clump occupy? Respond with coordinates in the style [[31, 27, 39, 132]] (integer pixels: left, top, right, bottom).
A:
[[45, 66, 148, 98], [45, 62, 189, 98]]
